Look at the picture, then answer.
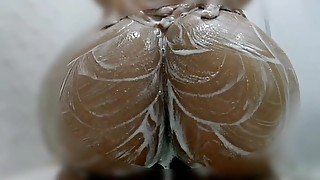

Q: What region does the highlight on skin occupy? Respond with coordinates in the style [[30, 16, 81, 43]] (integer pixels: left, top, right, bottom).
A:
[[41, 0, 299, 177]]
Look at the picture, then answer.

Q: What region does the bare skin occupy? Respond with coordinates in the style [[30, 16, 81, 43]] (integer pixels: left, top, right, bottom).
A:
[[95, 0, 251, 25], [41, 0, 299, 178]]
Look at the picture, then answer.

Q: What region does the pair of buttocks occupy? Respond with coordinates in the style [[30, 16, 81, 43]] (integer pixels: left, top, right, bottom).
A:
[[58, 3, 293, 176]]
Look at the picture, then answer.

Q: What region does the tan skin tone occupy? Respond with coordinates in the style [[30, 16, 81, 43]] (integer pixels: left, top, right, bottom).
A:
[[50, 0, 288, 179], [95, 0, 184, 16], [95, 0, 251, 18], [184, 0, 251, 9]]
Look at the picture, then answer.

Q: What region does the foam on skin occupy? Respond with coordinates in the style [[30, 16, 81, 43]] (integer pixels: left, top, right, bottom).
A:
[[42, 1, 299, 177]]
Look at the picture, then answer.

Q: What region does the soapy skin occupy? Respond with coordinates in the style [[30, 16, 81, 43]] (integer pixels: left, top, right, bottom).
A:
[[41, 0, 299, 177]]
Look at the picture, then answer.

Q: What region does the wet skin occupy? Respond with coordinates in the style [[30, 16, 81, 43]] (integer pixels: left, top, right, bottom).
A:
[[41, 1, 299, 178]]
